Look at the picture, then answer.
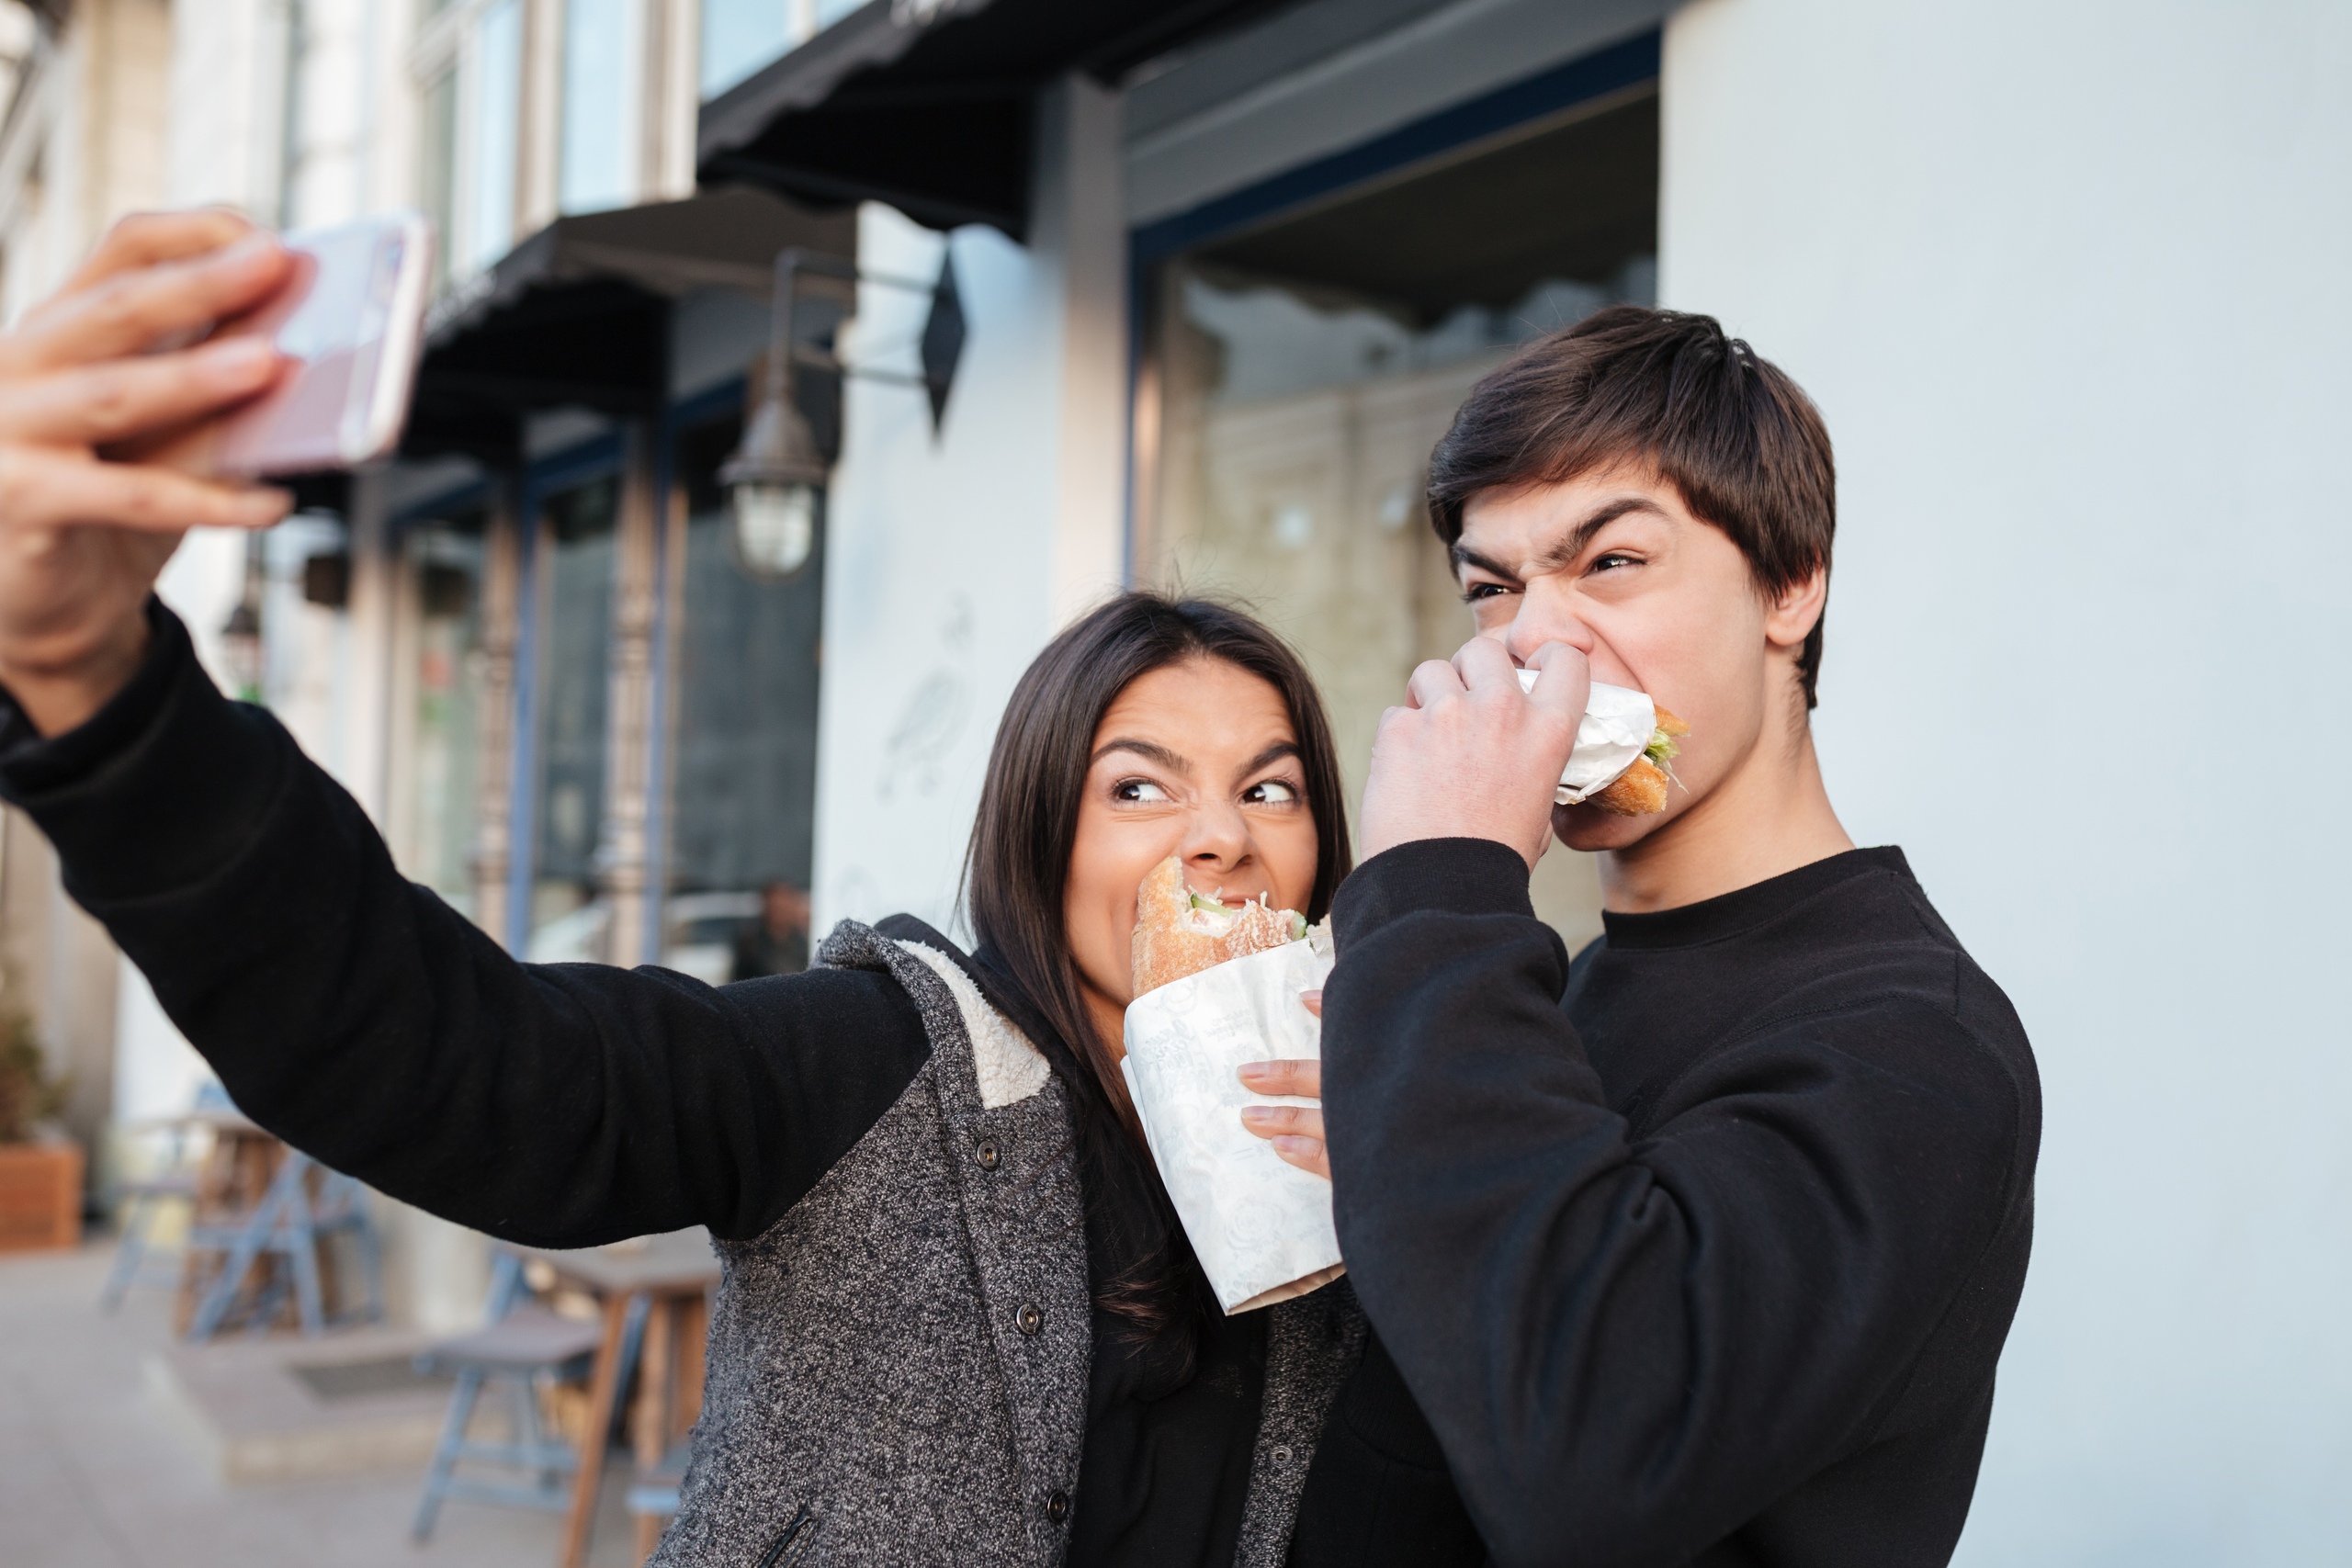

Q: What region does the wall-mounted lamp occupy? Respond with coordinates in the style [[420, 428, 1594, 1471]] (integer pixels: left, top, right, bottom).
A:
[[719, 246, 965, 584]]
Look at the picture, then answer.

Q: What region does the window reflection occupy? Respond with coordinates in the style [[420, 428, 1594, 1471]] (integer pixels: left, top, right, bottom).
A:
[[658, 414, 824, 986], [527, 475, 617, 961], [400, 514, 488, 918]]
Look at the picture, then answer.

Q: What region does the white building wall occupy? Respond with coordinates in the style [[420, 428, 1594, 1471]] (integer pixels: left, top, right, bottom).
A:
[[1660, 1, 2352, 1559], [809, 79, 1127, 938]]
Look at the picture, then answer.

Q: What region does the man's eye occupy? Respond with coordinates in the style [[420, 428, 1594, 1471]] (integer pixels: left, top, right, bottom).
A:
[[1590, 552, 1639, 573], [1243, 779, 1299, 806], [1114, 779, 1171, 804], [1462, 581, 1513, 604]]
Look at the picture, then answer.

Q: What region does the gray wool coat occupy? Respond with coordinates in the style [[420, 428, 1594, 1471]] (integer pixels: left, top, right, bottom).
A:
[[647, 920, 1369, 1568]]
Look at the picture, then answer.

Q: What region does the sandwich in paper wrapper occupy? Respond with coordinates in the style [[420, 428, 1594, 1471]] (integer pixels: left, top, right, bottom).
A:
[[1515, 670, 1690, 815], [1122, 857, 1341, 1314]]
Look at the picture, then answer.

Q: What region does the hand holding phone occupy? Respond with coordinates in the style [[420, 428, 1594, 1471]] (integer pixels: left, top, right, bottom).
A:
[[210, 211, 435, 477]]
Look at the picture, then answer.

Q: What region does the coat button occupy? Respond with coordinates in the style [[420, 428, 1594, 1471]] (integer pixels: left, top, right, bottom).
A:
[[975, 1137, 1001, 1171], [1016, 1303, 1043, 1336], [1046, 1489, 1069, 1523]]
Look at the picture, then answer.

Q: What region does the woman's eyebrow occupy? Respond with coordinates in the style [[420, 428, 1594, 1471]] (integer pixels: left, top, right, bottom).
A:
[[1239, 740, 1302, 774], [1092, 737, 1191, 773]]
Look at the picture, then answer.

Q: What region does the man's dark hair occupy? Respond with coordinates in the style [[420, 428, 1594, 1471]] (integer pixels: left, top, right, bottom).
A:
[[1426, 306, 1838, 706]]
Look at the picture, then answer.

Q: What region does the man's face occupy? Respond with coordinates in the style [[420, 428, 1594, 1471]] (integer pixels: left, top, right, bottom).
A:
[[1453, 465, 1805, 852]]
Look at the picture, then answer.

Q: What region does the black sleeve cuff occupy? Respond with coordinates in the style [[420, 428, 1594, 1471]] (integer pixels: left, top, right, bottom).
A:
[[0, 599, 289, 907], [1331, 837, 1535, 950]]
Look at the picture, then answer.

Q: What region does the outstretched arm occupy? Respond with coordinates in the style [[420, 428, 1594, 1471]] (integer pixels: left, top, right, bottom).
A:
[[6, 602, 929, 1246], [0, 213, 927, 1246]]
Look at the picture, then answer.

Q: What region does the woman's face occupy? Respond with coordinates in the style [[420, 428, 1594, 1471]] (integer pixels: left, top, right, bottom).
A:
[[1065, 657, 1320, 1051]]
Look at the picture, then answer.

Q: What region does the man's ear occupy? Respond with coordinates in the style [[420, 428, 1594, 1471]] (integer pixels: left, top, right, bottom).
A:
[[1764, 565, 1827, 652]]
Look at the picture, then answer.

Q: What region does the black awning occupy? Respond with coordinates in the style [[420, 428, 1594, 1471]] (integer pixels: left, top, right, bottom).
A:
[[402, 187, 855, 463], [696, 0, 1295, 239]]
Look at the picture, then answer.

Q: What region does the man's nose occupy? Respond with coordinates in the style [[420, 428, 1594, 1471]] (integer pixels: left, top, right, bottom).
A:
[[1504, 585, 1596, 666]]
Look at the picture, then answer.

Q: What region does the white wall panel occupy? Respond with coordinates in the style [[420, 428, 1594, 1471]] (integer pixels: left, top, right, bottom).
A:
[[810, 81, 1127, 939], [1662, 2, 2352, 1558]]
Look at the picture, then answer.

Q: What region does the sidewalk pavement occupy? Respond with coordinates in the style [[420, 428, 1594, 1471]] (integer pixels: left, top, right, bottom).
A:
[[0, 1241, 642, 1568]]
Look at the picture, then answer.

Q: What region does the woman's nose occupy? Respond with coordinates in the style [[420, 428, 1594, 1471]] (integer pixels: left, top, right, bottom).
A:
[[1182, 798, 1252, 876]]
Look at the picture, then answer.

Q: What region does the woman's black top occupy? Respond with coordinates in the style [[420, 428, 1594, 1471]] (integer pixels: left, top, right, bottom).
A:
[[0, 604, 1481, 1568]]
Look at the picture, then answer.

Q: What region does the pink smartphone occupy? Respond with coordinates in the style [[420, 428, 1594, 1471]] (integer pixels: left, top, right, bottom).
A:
[[212, 211, 435, 478]]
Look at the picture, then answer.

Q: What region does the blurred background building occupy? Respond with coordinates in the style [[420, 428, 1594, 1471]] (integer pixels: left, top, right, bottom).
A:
[[0, 0, 2345, 1560]]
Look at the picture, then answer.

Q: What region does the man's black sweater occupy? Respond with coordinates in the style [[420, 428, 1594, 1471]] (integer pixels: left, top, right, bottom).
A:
[[1318, 838, 2040, 1567]]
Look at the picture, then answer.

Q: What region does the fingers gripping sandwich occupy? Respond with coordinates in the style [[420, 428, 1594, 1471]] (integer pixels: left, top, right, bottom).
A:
[[1132, 854, 1308, 998]]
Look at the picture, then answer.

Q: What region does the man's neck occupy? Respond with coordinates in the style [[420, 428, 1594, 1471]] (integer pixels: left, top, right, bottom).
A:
[[1599, 720, 1854, 914]]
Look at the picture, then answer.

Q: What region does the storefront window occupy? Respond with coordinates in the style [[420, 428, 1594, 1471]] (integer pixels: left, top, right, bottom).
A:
[[1140, 89, 1659, 940], [399, 513, 489, 918], [657, 414, 825, 985], [526, 474, 617, 960], [1146, 97, 1657, 795]]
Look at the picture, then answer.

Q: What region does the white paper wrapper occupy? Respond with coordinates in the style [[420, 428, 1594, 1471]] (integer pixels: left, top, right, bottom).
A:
[[1122, 936, 1342, 1314], [1515, 671, 1658, 805]]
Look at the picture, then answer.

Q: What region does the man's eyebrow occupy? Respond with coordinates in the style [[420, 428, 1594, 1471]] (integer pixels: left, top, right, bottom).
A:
[[1091, 737, 1192, 774], [1453, 495, 1669, 579]]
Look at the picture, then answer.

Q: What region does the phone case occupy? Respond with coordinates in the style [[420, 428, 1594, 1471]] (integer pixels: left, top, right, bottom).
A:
[[212, 211, 435, 478]]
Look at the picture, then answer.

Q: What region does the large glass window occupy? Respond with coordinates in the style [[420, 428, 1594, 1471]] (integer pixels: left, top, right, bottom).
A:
[[468, 0, 523, 271], [1140, 87, 1659, 942], [560, 0, 642, 214], [414, 0, 521, 282], [700, 0, 796, 97], [656, 414, 826, 986], [526, 475, 617, 961]]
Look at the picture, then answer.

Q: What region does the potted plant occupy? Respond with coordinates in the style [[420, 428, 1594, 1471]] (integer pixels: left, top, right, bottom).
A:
[[0, 989, 81, 1252]]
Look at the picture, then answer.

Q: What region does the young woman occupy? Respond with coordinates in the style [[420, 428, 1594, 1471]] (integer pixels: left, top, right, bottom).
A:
[[0, 214, 1482, 1567]]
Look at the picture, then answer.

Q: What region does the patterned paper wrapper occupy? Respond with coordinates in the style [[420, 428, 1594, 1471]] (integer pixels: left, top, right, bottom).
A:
[[1514, 671, 1659, 805], [1121, 933, 1342, 1314]]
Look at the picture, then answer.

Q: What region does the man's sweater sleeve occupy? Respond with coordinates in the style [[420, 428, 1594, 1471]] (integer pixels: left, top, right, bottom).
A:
[[0, 603, 929, 1247], [1320, 840, 2021, 1568]]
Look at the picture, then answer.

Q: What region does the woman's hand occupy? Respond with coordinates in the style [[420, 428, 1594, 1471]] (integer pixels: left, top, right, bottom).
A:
[[1238, 987, 1329, 1179], [0, 210, 296, 736]]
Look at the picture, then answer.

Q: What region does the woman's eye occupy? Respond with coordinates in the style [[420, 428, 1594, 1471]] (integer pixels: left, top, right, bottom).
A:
[[1114, 778, 1172, 804], [1243, 779, 1299, 806]]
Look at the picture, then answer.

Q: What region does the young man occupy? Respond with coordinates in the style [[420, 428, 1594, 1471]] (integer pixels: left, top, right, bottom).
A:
[[1251, 310, 2039, 1566]]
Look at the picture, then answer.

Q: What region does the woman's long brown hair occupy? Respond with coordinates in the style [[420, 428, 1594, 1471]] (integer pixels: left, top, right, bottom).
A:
[[963, 592, 1351, 1351]]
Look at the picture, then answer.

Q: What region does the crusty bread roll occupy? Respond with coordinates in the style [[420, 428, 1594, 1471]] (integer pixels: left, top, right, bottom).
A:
[[1131, 854, 1304, 998], [1589, 757, 1669, 815], [1585, 704, 1690, 818]]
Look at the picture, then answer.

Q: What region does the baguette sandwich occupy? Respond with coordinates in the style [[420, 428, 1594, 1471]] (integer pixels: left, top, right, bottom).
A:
[[1131, 854, 1308, 998], [1583, 704, 1691, 816]]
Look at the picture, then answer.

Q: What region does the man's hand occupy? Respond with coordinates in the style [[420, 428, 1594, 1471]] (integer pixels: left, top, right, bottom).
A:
[[1356, 637, 1591, 868], [0, 210, 296, 736]]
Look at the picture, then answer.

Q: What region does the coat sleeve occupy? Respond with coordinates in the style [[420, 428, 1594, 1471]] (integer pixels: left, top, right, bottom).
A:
[[1318, 839, 2025, 1568], [0, 603, 930, 1247]]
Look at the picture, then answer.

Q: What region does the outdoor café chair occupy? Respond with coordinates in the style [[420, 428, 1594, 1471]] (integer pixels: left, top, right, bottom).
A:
[[183, 1146, 384, 1341], [97, 1125, 199, 1313], [411, 1251, 611, 1542]]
